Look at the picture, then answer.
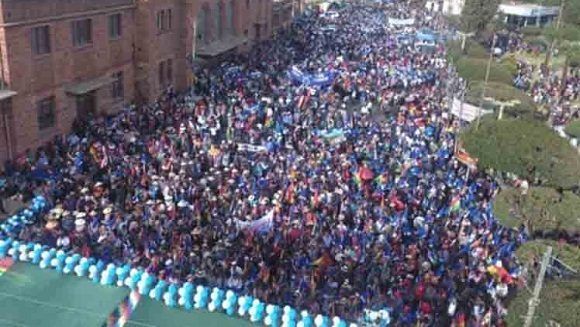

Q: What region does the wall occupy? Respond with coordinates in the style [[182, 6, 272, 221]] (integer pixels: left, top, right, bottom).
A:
[[0, 0, 135, 155]]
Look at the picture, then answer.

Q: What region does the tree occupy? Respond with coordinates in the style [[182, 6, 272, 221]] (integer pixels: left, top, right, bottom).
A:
[[543, 25, 580, 94], [460, 0, 501, 35]]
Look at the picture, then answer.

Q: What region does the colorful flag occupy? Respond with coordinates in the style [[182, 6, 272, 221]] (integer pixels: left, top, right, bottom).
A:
[[0, 258, 14, 277], [450, 195, 461, 212], [103, 291, 141, 327]]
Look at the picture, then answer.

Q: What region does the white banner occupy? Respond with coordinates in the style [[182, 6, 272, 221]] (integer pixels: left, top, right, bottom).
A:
[[388, 18, 415, 27], [237, 143, 267, 153], [450, 98, 492, 122], [235, 210, 274, 233]]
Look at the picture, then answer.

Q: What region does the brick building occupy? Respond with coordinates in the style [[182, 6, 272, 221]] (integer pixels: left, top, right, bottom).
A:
[[272, 0, 304, 32], [0, 0, 275, 163], [0, 0, 136, 160]]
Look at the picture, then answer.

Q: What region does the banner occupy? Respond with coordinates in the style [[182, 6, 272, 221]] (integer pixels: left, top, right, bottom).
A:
[[415, 29, 437, 42], [318, 129, 347, 144], [287, 66, 336, 87], [455, 149, 478, 169], [236, 210, 274, 233], [451, 98, 492, 122], [388, 18, 415, 27], [237, 143, 267, 153]]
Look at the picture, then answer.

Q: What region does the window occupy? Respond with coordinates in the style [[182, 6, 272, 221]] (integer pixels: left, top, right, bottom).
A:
[[31, 25, 51, 55], [37, 97, 56, 130], [197, 8, 208, 44], [166, 59, 173, 84], [108, 14, 122, 39], [72, 19, 92, 47], [157, 9, 173, 33], [157, 10, 164, 31], [111, 71, 124, 99], [158, 60, 166, 86], [216, 3, 223, 40], [226, 1, 234, 36], [158, 59, 173, 88], [167, 9, 173, 30]]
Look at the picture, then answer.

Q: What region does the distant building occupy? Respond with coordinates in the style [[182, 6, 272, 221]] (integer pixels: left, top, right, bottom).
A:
[[0, 0, 275, 162], [273, 0, 304, 32], [0, 0, 137, 160], [425, 0, 465, 16], [498, 3, 559, 28]]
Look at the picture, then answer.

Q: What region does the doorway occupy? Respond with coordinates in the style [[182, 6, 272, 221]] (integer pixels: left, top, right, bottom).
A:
[[76, 91, 96, 119]]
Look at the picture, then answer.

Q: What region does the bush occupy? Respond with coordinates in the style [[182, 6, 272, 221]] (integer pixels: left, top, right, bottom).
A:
[[526, 36, 549, 51], [565, 120, 580, 138], [466, 81, 537, 118], [499, 53, 519, 76], [506, 279, 580, 327], [521, 26, 543, 37], [515, 240, 580, 271], [494, 187, 580, 233], [461, 119, 580, 188], [446, 39, 488, 63], [456, 57, 515, 85]]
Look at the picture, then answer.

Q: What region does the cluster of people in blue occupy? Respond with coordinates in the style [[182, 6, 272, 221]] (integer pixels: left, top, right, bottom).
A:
[[0, 2, 524, 326]]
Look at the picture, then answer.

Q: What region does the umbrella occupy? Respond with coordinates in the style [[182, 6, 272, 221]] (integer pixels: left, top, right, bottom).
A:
[[359, 167, 374, 181]]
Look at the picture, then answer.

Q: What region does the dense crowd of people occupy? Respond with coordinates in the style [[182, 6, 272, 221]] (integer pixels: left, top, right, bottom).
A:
[[0, 3, 524, 326], [513, 48, 580, 127]]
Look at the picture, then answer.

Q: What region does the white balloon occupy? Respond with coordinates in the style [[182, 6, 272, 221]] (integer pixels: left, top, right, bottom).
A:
[[315, 314, 324, 326], [264, 316, 272, 326]]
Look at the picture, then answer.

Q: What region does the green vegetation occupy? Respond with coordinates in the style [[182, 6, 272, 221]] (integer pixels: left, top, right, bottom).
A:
[[446, 39, 488, 63], [461, 119, 580, 188], [494, 187, 580, 233], [506, 279, 580, 327], [565, 120, 580, 138], [460, 0, 501, 34], [516, 240, 580, 271], [466, 81, 537, 118], [456, 57, 515, 85]]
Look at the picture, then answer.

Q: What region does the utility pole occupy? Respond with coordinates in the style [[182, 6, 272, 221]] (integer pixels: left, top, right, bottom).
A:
[[545, 0, 565, 66], [523, 246, 553, 327], [476, 34, 496, 130], [458, 31, 475, 53]]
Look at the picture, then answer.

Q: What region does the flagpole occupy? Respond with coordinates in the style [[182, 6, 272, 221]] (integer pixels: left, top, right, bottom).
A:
[[477, 34, 497, 130]]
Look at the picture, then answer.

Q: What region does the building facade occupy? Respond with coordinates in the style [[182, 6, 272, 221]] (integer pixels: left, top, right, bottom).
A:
[[0, 0, 136, 160], [498, 4, 559, 28], [272, 0, 304, 32], [0, 0, 275, 163], [425, 0, 464, 16]]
